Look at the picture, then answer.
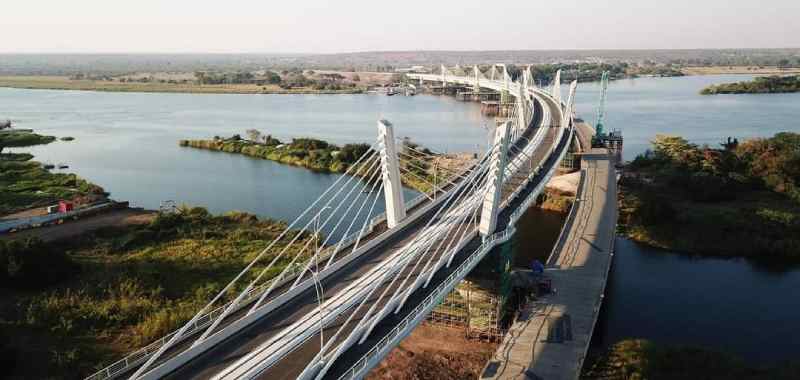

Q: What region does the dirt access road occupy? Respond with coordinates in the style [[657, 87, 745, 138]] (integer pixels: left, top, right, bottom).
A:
[[0, 208, 156, 243]]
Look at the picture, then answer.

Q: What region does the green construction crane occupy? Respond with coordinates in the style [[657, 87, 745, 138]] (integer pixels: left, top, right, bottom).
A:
[[595, 71, 609, 137]]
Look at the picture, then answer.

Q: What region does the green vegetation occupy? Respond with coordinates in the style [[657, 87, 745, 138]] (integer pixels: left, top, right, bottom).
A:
[[701, 75, 800, 95], [0, 154, 105, 215], [180, 134, 465, 194], [1, 132, 105, 215], [619, 133, 800, 257], [537, 188, 574, 213], [0, 131, 55, 153], [581, 339, 800, 380], [180, 134, 371, 173], [0, 75, 364, 95], [0, 206, 313, 378]]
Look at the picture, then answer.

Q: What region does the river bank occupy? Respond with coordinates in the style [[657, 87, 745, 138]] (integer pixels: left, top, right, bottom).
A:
[[180, 134, 473, 194], [617, 133, 800, 258], [0, 206, 311, 379], [701, 75, 800, 95], [0, 76, 365, 95], [582, 339, 800, 379], [1, 130, 107, 216]]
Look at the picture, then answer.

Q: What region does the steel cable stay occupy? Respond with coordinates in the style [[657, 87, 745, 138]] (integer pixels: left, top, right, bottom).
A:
[[382, 160, 495, 319], [397, 151, 472, 180], [241, 153, 382, 316], [197, 151, 383, 344], [215, 143, 496, 380], [291, 155, 385, 288], [354, 162, 493, 346], [324, 164, 387, 268], [299, 147, 496, 380], [127, 146, 379, 379], [390, 164, 494, 315]]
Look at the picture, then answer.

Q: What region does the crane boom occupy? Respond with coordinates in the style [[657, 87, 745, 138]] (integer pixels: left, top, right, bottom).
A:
[[594, 71, 609, 137]]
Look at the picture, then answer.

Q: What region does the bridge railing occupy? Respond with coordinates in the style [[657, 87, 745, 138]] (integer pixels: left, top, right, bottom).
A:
[[336, 226, 517, 380], [85, 205, 398, 380], [85, 187, 435, 380], [336, 115, 575, 380]]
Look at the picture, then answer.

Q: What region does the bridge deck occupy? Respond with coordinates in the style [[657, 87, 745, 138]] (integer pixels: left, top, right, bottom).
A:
[[126, 74, 569, 380], [321, 95, 569, 380], [482, 148, 617, 380]]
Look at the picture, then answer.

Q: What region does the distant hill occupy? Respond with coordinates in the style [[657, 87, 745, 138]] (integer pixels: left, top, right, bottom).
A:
[[0, 48, 798, 75]]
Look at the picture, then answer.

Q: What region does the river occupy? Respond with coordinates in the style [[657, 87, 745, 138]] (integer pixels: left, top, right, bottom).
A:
[[3, 74, 800, 365], [0, 90, 492, 225]]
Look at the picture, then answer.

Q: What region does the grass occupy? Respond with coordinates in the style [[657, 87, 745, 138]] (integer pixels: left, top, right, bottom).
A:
[[0, 206, 313, 379], [0, 76, 365, 94], [0, 153, 106, 215], [581, 339, 800, 380]]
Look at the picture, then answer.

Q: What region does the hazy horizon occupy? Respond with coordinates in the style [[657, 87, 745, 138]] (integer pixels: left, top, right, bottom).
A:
[[3, 0, 799, 54]]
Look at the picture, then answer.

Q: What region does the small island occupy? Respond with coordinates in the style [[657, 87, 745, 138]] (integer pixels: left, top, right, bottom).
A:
[[180, 132, 372, 173], [700, 75, 800, 95], [180, 131, 472, 193], [619, 133, 800, 258]]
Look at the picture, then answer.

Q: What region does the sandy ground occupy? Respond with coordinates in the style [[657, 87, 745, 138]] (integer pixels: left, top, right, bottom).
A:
[[0, 207, 49, 221], [681, 66, 800, 76], [547, 171, 580, 194], [0, 208, 156, 242], [367, 323, 498, 380]]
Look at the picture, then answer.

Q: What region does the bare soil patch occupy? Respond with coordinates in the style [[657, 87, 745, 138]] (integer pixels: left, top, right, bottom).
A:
[[368, 323, 497, 380]]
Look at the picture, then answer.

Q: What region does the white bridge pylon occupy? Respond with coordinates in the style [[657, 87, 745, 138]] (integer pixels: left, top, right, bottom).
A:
[[478, 121, 511, 236], [90, 60, 579, 380], [378, 120, 406, 228]]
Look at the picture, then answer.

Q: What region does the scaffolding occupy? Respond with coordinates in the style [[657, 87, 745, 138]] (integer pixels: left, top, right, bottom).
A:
[[427, 279, 504, 340], [426, 241, 515, 341]]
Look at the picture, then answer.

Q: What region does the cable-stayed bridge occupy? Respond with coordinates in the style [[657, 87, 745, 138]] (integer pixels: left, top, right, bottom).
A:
[[89, 64, 585, 380]]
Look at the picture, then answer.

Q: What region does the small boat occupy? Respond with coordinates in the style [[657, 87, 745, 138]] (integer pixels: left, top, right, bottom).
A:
[[43, 163, 55, 169], [386, 89, 396, 96], [57, 163, 69, 169]]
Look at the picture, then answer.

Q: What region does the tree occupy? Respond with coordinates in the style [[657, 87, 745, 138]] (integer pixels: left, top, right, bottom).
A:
[[194, 71, 207, 85], [246, 129, 262, 143], [778, 59, 791, 69], [264, 71, 282, 84], [351, 74, 361, 82]]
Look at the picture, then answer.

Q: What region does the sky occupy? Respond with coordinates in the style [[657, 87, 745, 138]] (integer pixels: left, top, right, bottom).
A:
[[2, 0, 799, 53]]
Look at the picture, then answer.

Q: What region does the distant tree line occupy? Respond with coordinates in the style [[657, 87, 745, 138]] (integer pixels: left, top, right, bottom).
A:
[[701, 75, 800, 95]]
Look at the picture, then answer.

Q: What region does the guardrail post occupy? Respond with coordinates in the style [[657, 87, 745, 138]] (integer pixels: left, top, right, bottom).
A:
[[378, 119, 407, 229], [479, 121, 511, 237]]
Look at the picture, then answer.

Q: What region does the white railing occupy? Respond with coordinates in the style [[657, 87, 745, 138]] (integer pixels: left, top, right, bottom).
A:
[[86, 180, 450, 380], [336, 227, 517, 380], [85, 205, 390, 380], [336, 121, 574, 380]]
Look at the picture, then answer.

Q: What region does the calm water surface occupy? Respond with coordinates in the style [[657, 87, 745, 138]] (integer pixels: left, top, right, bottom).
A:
[[572, 74, 800, 160], [0, 90, 492, 223], [4, 75, 800, 364]]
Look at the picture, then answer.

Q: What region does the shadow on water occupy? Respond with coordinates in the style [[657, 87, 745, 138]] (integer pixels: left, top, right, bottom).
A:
[[590, 237, 800, 365], [511, 207, 566, 269]]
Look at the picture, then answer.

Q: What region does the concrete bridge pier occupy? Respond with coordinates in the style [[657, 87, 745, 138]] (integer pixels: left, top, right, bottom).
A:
[[378, 119, 406, 228]]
